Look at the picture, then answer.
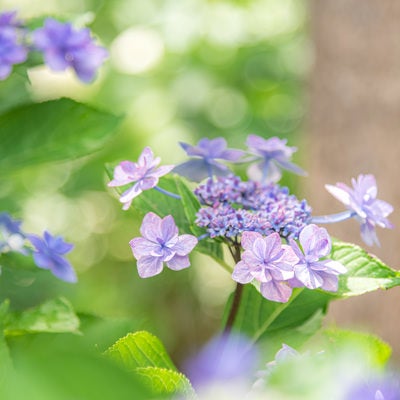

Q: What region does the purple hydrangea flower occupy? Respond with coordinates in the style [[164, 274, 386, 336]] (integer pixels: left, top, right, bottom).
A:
[[0, 212, 27, 254], [28, 231, 77, 283], [325, 174, 393, 246], [183, 332, 258, 390], [32, 18, 108, 83], [246, 135, 306, 183], [195, 175, 311, 240], [289, 224, 346, 292], [129, 212, 198, 278], [0, 11, 27, 80], [174, 137, 244, 182], [232, 231, 298, 302], [346, 377, 400, 400], [108, 147, 175, 210]]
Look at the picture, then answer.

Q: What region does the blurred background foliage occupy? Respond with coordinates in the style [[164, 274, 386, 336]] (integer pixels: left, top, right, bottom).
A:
[[0, 0, 311, 364]]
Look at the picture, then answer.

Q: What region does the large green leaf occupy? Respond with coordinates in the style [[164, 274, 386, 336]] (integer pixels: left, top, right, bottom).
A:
[[0, 98, 122, 171], [4, 297, 80, 336], [331, 240, 400, 296], [105, 331, 194, 397]]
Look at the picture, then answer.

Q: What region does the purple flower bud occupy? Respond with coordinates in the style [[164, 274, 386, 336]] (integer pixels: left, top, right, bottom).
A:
[[325, 174, 393, 246], [32, 18, 108, 83], [232, 231, 298, 303], [174, 137, 244, 182], [289, 224, 346, 291], [246, 135, 306, 183], [0, 11, 27, 80], [129, 212, 198, 278], [108, 147, 175, 210], [28, 231, 77, 283]]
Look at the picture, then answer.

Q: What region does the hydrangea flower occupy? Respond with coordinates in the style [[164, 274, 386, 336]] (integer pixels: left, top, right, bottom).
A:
[[289, 224, 346, 291], [325, 174, 393, 246], [195, 175, 311, 240], [346, 377, 400, 400], [28, 231, 77, 283], [32, 18, 108, 83], [0, 11, 27, 80], [246, 135, 306, 182], [129, 212, 198, 278], [174, 137, 244, 182], [183, 332, 258, 394], [108, 147, 175, 210], [232, 231, 298, 302], [0, 212, 27, 254]]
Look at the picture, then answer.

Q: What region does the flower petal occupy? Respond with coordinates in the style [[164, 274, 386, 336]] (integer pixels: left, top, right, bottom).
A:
[[137, 255, 164, 278], [166, 254, 191, 270], [232, 261, 254, 284], [260, 280, 292, 303]]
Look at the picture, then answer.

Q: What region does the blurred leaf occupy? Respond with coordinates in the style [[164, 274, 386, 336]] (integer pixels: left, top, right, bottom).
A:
[[331, 240, 400, 296], [4, 297, 80, 336], [323, 328, 391, 368], [105, 331, 194, 396], [224, 285, 330, 358], [0, 98, 122, 172]]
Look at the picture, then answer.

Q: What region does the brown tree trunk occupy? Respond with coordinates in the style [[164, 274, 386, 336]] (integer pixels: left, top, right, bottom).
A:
[[307, 0, 400, 358]]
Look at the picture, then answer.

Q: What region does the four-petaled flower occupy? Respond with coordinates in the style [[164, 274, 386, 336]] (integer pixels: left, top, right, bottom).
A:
[[0, 11, 27, 80], [325, 174, 393, 246], [174, 137, 244, 182], [129, 212, 198, 278], [246, 135, 306, 183], [232, 231, 298, 303], [289, 224, 346, 291], [32, 18, 108, 83], [28, 231, 77, 283], [108, 147, 175, 210]]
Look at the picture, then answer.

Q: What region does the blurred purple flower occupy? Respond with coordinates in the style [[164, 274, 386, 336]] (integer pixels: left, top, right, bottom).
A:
[[0, 212, 27, 254], [232, 231, 297, 302], [346, 377, 400, 400], [108, 147, 175, 210], [325, 174, 393, 246], [32, 18, 108, 83], [174, 137, 244, 182], [246, 135, 306, 183], [129, 212, 197, 278], [289, 224, 346, 292], [183, 332, 258, 389], [28, 231, 77, 283], [0, 11, 27, 80]]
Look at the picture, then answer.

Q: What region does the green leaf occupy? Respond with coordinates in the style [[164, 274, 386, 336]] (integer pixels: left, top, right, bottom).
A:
[[105, 331, 194, 396], [136, 367, 195, 398], [4, 297, 80, 336], [331, 239, 400, 296], [224, 285, 330, 358], [323, 328, 391, 368], [0, 98, 122, 172]]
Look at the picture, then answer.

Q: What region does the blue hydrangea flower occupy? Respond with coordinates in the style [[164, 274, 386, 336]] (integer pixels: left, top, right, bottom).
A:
[[289, 224, 346, 291], [174, 137, 244, 182], [195, 175, 311, 240], [129, 212, 198, 278], [108, 147, 175, 210], [246, 135, 306, 183], [325, 174, 393, 246], [232, 231, 297, 303], [28, 231, 77, 283], [32, 18, 108, 83], [0, 212, 27, 254], [0, 11, 27, 80]]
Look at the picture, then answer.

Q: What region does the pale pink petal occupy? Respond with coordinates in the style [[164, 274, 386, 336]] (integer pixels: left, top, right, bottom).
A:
[[241, 231, 262, 250], [173, 234, 198, 256], [160, 215, 179, 244], [294, 264, 323, 289], [260, 280, 292, 303], [129, 237, 160, 259], [166, 254, 191, 270], [140, 212, 162, 242], [137, 255, 164, 278], [232, 261, 254, 284], [319, 271, 339, 292], [299, 224, 331, 258], [325, 184, 352, 207], [119, 183, 142, 203]]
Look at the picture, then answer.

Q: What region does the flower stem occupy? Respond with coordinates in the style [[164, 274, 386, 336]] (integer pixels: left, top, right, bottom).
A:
[[224, 243, 243, 333], [310, 210, 356, 224], [154, 186, 181, 199]]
